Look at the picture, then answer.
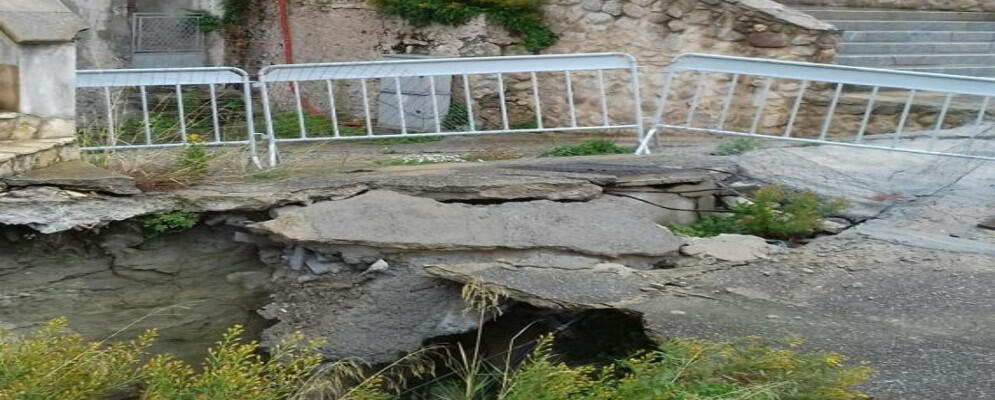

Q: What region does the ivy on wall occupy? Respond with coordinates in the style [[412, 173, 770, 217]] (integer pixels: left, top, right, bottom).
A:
[[371, 0, 557, 51], [195, 0, 251, 32]]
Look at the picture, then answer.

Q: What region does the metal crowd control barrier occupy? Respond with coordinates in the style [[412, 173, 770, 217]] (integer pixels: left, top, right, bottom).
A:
[[257, 53, 644, 166], [76, 67, 262, 168], [639, 53, 995, 161]]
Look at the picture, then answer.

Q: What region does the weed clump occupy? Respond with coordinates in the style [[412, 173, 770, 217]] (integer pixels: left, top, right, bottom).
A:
[[541, 140, 631, 157], [176, 134, 213, 182], [139, 212, 199, 237], [714, 138, 763, 155], [2, 314, 871, 400], [670, 185, 849, 240], [372, 0, 556, 51]]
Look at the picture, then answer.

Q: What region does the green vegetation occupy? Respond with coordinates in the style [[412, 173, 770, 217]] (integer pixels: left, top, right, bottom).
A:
[[670, 185, 849, 240], [78, 88, 247, 148], [140, 326, 321, 400], [509, 120, 539, 131], [268, 112, 442, 145], [541, 140, 632, 157], [372, 0, 556, 51], [714, 138, 763, 156], [442, 103, 471, 130], [1, 282, 871, 400], [268, 112, 365, 139], [177, 134, 213, 181], [138, 212, 200, 237], [193, 0, 251, 32]]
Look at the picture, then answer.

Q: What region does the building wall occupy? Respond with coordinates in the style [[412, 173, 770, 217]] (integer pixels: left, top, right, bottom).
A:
[[19, 43, 77, 118], [0, 33, 18, 112], [60, 0, 225, 69]]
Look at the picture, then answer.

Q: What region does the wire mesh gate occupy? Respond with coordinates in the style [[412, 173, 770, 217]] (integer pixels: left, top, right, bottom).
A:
[[131, 13, 206, 68], [638, 53, 995, 161]]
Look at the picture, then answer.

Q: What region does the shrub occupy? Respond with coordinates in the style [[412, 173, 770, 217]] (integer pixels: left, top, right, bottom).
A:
[[177, 134, 213, 181], [714, 138, 763, 155], [140, 326, 322, 400], [0, 318, 871, 400], [0, 318, 154, 400], [670, 185, 849, 240], [372, 0, 556, 51], [139, 212, 200, 237], [541, 140, 632, 157], [589, 337, 872, 400]]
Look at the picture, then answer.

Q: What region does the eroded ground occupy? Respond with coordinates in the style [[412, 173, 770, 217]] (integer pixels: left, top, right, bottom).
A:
[[1, 128, 993, 399]]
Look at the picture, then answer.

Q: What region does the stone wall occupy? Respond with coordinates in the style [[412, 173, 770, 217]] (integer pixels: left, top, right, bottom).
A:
[[239, 0, 840, 135], [64, 0, 228, 69], [782, 0, 995, 12]]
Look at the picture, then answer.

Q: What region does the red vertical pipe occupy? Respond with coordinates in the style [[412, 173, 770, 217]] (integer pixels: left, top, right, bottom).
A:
[[277, 0, 319, 113], [277, 0, 294, 64]]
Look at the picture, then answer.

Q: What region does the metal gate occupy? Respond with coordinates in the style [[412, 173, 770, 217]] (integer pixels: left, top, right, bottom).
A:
[[257, 53, 645, 167], [132, 13, 206, 68], [638, 53, 995, 161]]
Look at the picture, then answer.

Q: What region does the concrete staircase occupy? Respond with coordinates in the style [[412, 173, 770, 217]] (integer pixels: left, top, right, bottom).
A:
[[786, 5, 995, 77], [0, 112, 79, 178]]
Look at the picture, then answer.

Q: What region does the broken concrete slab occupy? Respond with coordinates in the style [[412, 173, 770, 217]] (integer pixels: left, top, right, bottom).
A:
[[249, 190, 685, 258], [680, 234, 783, 262], [425, 260, 654, 310], [0, 183, 368, 234], [368, 169, 605, 201], [0, 160, 640, 233], [737, 142, 985, 219], [259, 267, 475, 363], [979, 216, 995, 231], [2, 160, 139, 195]]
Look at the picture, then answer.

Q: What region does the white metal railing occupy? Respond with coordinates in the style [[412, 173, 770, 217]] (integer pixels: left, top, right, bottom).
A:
[[75, 52, 995, 169], [638, 53, 995, 161], [76, 67, 262, 167], [257, 53, 644, 166]]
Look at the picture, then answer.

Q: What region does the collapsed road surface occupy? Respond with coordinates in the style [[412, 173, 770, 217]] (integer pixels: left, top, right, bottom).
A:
[[1, 131, 993, 399]]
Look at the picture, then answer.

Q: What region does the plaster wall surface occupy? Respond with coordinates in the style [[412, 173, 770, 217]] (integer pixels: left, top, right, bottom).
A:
[[18, 43, 77, 118]]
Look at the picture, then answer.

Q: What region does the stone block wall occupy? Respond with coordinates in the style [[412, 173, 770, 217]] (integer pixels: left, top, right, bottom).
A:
[[535, 0, 840, 133], [240, 0, 841, 136]]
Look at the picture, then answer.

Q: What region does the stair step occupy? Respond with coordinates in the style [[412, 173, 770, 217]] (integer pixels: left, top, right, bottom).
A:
[[837, 53, 995, 68], [0, 138, 79, 177], [800, 9, 995, 22], [828, 20, 995, 31], [843, 31, 995, 43], [897, 65, 995, 78], [840, 42, 995, 55]]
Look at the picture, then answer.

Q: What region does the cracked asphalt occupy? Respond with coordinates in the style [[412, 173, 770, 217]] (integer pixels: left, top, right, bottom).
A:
[[639, 130, 995, 399]]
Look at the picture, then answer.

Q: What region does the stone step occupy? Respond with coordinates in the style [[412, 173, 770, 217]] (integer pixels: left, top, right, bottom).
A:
[[0, 137, 79, 177], [836, 53, 995, 68], [798, 8, 995, 22], [827, 20, 995, 31], [897, 65, 995, 78], [843, 31, 995, 42], [839, 42, 995, 55]]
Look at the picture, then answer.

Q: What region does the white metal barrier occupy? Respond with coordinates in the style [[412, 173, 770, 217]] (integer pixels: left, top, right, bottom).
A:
[[76, 53, 995, 170], [639, 53, 995, 161], [257, 53, 644, 166], [76, 67, 262, 167]]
